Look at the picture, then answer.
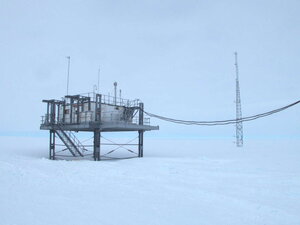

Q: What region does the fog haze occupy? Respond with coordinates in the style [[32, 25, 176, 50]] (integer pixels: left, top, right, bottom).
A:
[[1, 0, 299, 139]]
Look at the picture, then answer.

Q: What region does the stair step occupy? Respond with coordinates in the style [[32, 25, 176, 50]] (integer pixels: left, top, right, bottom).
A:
[[55, 128, 84, 157]]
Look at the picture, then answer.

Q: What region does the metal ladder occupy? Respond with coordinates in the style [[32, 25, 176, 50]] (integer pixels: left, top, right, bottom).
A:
[[55, 128, 84, 157]]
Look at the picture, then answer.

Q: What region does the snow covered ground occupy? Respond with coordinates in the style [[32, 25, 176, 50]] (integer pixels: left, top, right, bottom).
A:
[[1, 136, 300, 225]]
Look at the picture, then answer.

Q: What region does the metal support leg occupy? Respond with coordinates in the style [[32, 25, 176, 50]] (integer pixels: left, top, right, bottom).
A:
[[49, 130, 55, 160], [94, 130, 101, 161], [138, 130, 144, 157], [138, 102, 144, 158]]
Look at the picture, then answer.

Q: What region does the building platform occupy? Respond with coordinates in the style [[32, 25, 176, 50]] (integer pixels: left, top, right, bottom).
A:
[[40, 122, 159, 132]]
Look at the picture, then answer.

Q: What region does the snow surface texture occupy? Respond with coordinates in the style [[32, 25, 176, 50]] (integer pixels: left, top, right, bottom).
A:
[[0, 136, 300, 225]]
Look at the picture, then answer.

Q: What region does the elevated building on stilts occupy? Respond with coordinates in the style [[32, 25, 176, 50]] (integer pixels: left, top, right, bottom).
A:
[[40, 88, 159, 160]]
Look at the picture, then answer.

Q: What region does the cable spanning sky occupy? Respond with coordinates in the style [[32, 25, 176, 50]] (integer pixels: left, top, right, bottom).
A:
[[1, 0, 300, 139], [144, 100, 300, 125]]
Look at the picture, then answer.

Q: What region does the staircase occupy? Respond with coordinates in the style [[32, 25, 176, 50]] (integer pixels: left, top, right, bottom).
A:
[[55, 127, 85, 157]]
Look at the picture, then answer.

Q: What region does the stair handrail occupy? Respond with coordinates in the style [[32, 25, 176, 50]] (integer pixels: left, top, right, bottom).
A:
[[56, 123, 84, 157]]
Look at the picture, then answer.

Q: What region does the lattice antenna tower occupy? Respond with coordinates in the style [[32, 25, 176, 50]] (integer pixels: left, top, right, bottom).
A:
[[234, 52, 243, 147]]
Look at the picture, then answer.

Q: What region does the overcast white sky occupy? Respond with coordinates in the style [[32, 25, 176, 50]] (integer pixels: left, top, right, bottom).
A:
[[1, 0, 300, 139]]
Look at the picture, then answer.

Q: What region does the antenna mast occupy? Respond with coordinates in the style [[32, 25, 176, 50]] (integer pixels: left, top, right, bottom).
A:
[[66, 56, 71, 95], [234, 52, 243, 147], [114, 82, 117, 105], [97, 67, 100, 92]]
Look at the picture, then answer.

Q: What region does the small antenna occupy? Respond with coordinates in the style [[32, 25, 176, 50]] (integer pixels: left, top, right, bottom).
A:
[[66, 56, 71, 95], [97, 66, 100, 93], [93, 85, 97, 93], [114, 82, 117, 105]]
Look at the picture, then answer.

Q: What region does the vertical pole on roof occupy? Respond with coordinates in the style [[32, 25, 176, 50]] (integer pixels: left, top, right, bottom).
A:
[[66, 56, 70, 95], [57, 102, 60, 123], [98, 67, 100, 93], [80, 98, 84, 113], [62, 100, 66, 123], [77, 98, 80, 124], [88, 97, 91, 111], [70, 97, 73, 124], [46, 102, 50, 124], [114, 82, 117, 105], [50, 102, 55, 124], [95, 94, 102, 122]]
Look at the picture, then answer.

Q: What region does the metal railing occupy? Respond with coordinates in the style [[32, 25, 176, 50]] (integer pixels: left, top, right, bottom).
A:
[[41, 113, 151, 126], [74, 92, 140, 107]]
